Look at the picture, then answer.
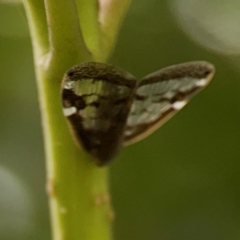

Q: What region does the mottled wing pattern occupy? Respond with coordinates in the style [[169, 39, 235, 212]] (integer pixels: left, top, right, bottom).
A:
[[62, 62, 136, 166], [123, 61, 215, 146]]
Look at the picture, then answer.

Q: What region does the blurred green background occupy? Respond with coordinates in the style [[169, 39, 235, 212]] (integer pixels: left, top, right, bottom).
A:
[[1, 1, 240, 240]]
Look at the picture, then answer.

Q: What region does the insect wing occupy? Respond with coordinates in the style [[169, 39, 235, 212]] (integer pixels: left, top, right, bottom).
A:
[[62, 62, 136, 165], [123, 61, 215, 146]]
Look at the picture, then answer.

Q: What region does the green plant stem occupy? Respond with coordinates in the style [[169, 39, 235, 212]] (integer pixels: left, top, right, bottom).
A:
[[23, 0, 132, 239], [99, 0, 132, 60], [39, 71, 113, 240], [45, 0, 90, 67], [75, 0, 101, 60], [23, 0, 48, 59]]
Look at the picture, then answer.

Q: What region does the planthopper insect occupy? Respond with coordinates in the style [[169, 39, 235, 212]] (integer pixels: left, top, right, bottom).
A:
[[61, 61, 215, 166]]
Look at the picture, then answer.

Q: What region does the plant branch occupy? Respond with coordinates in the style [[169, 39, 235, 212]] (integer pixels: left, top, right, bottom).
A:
[[99, 0, 132, 59], [75, 0, 101, 60], [44, 0, 91, 71], [23, 0, 48, 59], [23, 0, 132, 239]]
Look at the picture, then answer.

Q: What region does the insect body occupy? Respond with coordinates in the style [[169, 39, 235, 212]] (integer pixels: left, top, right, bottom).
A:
[[61, 61, 215, 166]]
